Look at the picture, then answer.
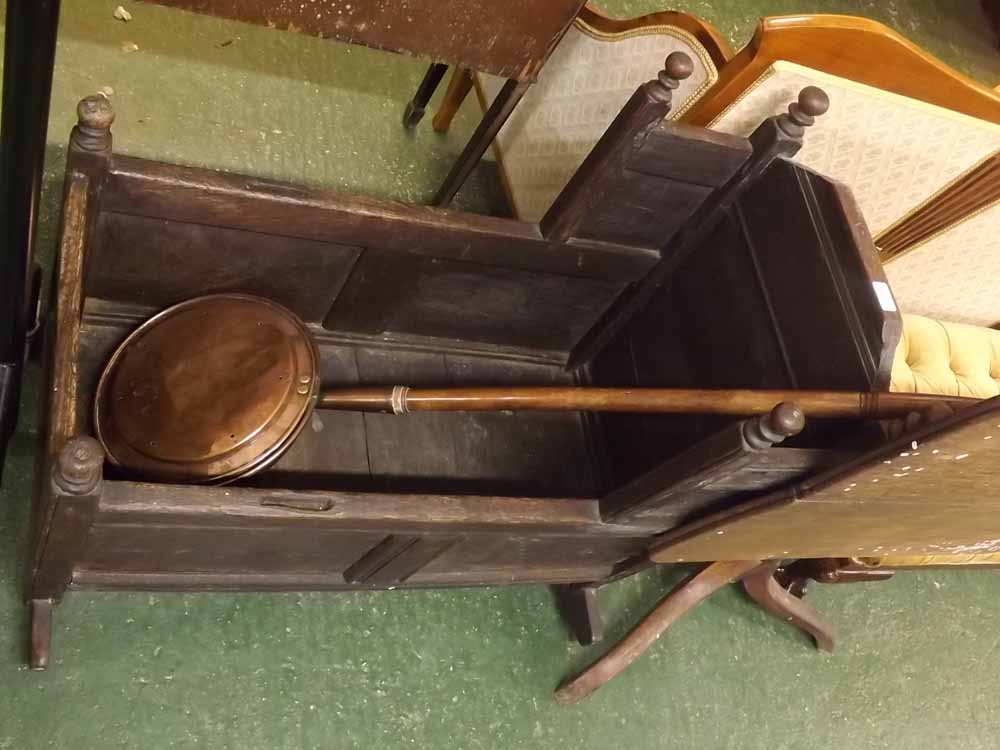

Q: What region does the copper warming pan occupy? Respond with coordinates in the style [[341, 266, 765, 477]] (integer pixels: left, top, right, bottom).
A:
[[94, 295, 976, 484]]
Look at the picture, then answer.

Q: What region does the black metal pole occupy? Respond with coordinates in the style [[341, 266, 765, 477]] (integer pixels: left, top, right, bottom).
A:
[[0, 0, 62, 480]]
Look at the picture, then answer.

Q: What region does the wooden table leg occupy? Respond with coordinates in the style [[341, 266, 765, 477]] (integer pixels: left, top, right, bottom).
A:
[[555, 560, 760, 704], [432, 67, 474, 133], [432, 78, 530, 207], [403, 62, 449, 129], [28, 598, 54, 670], [742, 561, 836, 652]]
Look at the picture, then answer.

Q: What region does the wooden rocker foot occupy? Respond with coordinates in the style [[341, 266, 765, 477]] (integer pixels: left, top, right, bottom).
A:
[[555, 560, 760, 704], [553, 584, 603, 646], [28, 598, 54, 670], [743, 561, 836, 652]]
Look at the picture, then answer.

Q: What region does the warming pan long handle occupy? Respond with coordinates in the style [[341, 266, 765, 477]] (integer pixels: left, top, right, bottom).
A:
[[317, 386, 978, 418]]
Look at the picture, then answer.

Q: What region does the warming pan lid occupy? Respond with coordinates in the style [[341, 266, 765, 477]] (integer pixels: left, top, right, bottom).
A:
[[95, 294, 319, 483]]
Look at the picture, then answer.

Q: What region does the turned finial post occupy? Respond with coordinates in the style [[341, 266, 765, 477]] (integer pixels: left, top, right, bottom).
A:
[[743, 401, 805, 449], [70, 94, 115, 153], [777, 86, 829, 139], [53, 436, 104, 495], [647, 51, 694, 104]]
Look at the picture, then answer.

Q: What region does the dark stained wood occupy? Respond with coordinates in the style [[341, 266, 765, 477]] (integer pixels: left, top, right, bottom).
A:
[[99, 158, 657, 283], [89, 212, 360, 324], [347, 535, 462, 585], [567, 87, 831, 370], [600, 405, 805, 524], [539, 54, 751, 248], [737, 166, 900, 390], [346, 535, 431, 584], [32, 440, 104, 600], [403, 63, 449, 129], [29, 173, 95, 607], [553, 583, 604, 646], [142, 0, 586, 81], [776, 557, 896, 586], [329, 254, 625, 350], [540, 53, 715, 244], [91, 478, 624, 534], [28, 85, 906, 667], [28, 599, 53, 671], [586, 163, 899, 493]]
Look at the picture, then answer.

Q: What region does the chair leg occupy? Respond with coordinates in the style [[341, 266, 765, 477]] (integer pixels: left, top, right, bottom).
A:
[[432, 78, 530, 207], [403, 62, 449, 129], [432, 67, 474, 133], [554, 560, 760, 704], [28, 598, 54, 670], [742, 561, 836, 652], [553, 583, 604, 646]]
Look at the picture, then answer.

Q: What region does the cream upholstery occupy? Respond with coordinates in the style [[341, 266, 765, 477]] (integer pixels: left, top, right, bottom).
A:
[[883, 201, 1000, 326], [478, 21, 718, 221], [890, 314, 1000, 398], [709, 61, 1000, 236], [879, 313, 1000, 569]]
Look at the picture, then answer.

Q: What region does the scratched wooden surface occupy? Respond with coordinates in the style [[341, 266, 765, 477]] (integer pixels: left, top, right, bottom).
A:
[[654, 397, 1000, 562], [142, 0, 586, 79]]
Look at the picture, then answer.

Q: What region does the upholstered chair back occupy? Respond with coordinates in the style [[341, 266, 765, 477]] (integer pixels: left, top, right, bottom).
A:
[[882, 202, 1000, 326], [478, 19, 719, 221], [708, 62, 1000, 237]]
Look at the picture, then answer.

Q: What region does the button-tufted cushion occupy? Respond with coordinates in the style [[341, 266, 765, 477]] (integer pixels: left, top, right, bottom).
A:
[[890, 314, 1000, 398], [478, 21, 718, 221]]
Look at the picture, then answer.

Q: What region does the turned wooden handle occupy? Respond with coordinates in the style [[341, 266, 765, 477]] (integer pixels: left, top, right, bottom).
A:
[[317, 386, 979, 419]]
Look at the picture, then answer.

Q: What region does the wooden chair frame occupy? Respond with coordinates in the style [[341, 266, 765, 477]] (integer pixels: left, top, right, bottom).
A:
[[434, 11, 1000, 260], [430, 4, 734, 135]]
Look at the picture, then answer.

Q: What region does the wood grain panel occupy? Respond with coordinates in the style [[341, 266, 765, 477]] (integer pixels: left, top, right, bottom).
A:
[[681, 15, 1000, 127], [88, 212, 360, 323], [653, 398, 1000, 561], [101, 157, 657, 282], [143, 0, 586, 80]]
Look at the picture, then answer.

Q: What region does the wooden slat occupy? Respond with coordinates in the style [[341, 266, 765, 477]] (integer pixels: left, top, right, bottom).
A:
[[876, 153, 1000, 261], [87, 211, 361, 324], [95, 481, 638, 536], [736, 162, 900, 389], [344, 534, 461, 584], [101, 157, 657, 282], [680, 15, 1000, 127]]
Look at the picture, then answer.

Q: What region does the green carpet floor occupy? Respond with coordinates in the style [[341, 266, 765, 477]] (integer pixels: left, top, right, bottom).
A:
[[2, 1, 999, 747]]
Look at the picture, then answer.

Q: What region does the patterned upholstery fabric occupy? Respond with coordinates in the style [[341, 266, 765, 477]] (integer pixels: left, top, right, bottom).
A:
[[709, 61, 1000, 236], [478, 21, 718, 221], [890, 314, 1000, 398], [883, 201, 1000, 326]]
